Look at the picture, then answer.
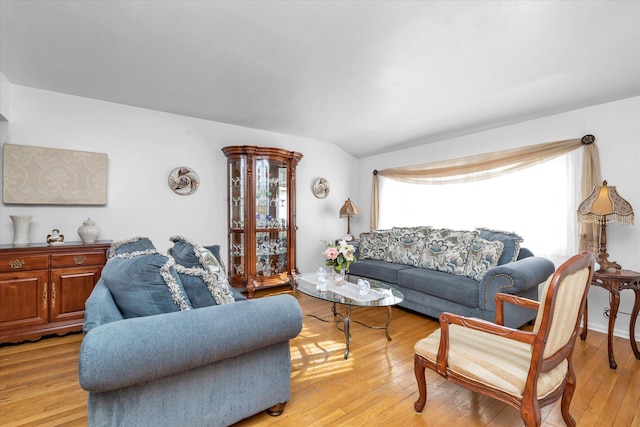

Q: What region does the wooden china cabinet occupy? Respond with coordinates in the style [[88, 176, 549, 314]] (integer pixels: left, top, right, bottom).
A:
[[222, 146, 303, 298], [0, 241, 110, 344]]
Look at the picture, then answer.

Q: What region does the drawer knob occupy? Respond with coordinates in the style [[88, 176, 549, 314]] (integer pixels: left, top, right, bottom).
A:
[[9, 259, 25, 269], [74, 256, 87, 265]]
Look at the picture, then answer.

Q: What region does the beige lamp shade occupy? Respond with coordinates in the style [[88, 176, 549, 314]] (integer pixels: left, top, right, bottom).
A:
[[577, 180, 634, 225], [339, 198, 359, 239], [576, 180, 634, 270], [339, 198, 360, 218]]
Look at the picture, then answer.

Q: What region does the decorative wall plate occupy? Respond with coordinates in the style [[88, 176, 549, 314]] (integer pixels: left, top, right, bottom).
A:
[[312, 177, 330, 199], [169, 166, 200, 195]]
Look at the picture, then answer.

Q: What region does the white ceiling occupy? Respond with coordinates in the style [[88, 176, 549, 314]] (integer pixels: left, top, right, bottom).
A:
[[1, 1, 639, 158]]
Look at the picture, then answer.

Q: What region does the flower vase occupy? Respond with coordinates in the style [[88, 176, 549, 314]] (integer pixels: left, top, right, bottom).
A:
[[334, 268, 346, 286], [10, 215, 32, 246]]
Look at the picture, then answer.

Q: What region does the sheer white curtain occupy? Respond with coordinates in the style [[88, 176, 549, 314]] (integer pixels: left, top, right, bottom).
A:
[[378, 150, 582, 266]]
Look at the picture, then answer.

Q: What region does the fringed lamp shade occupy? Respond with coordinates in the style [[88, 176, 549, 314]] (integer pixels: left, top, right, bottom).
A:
[[577, 180, 634, 270], [577, 181, 634, 225], [339, 198, 360, 240]]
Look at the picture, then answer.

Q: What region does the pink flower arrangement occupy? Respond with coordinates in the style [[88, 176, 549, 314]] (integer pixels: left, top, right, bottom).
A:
[[323, 239, 357, 272]]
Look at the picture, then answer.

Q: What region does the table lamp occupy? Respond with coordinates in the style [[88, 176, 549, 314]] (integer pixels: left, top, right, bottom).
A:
[[577, 180, 634, 271], [339, 198, 359, 241]]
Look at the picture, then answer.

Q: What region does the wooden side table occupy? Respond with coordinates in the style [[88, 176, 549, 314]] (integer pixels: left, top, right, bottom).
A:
[[581, 269, 640, 369]]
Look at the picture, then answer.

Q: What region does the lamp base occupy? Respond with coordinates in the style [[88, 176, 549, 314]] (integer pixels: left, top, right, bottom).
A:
[[597, 251, 622, 271]]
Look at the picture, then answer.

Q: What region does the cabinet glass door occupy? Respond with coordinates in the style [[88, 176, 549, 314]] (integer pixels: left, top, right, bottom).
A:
[[229, 158, 245, 280], [255, 158, 288, 278]]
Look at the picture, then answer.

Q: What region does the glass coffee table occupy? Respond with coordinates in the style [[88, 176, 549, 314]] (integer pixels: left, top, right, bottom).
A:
[[294, 272, 404, 359]]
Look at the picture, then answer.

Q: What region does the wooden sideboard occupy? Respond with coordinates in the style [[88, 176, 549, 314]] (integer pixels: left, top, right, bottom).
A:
[[0, 241, 111, 344]]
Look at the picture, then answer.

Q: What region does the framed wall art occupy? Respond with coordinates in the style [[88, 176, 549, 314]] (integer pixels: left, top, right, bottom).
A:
[[3, 144, 108, 205]]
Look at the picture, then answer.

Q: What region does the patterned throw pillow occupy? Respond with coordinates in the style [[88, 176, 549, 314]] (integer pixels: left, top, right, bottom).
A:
[[387, 226, 431, 266], [203, 245, 226, 275], [464, 237, 504, 281], [476, 228, 523, 265], [359, 230, 391, 260], [169, 236, 235, 306], [420, 228, 477, 275]]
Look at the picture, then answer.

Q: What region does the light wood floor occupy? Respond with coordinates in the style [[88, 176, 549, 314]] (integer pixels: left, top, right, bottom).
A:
[[1, 289, 639, 427]]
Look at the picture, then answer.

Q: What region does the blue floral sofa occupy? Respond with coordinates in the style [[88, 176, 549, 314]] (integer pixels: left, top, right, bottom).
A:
[[78, 236, 303, 427], [348, 227, 555, 328]]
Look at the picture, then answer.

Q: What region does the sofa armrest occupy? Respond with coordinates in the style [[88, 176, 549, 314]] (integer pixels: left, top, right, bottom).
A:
[[83, 280, 124, 333], [79, 294, 303, 392], [479, 256, 555, 311]]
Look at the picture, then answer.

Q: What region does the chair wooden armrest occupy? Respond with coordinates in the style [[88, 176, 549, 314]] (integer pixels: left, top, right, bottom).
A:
[[494, 293, 540, 326]]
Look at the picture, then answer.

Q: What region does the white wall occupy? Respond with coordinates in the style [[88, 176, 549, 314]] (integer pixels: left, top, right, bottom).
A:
[[2, 77, 638, 340], [0, 72, 10, 121], [0, 81, 359, 275], [357, 96, 640, 340]]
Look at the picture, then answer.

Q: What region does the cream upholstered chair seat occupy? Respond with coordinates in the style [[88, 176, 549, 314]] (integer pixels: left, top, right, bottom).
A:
[[413, 252, 595, 427], [415, 325, 568, 399]]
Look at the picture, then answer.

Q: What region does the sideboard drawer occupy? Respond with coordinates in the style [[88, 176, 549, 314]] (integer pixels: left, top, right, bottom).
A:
[[51, 252, 107, 268], [0, 255, 49, 273]]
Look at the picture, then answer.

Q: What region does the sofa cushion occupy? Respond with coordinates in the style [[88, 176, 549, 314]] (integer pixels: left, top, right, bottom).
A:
[[169, 236, 235, 306], [348, 259, 414, 284], [358, 230, 391, 260], [464, 237, 504, 281], [477, 228, 523, 265], [107, 236, 156, 259], [101, 253, 192, 318], [398, 267, 480, 309], [387, 226, 431, 266], [420, 228, 477, 275]]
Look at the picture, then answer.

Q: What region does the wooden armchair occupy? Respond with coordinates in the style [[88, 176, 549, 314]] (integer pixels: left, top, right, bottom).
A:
[[414, 251, 595, 426]]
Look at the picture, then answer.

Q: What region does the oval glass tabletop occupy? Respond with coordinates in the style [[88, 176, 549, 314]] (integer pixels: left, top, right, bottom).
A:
[[294, 272, 404, 307]]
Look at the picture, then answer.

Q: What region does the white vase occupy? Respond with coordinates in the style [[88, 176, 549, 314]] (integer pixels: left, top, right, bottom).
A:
[[10, 215, 32, 246], [78, 218, 100, 244]]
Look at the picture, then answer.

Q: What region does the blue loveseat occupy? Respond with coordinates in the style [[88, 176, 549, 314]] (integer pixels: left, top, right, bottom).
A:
[[78, 236, 303, 427], [348, 227, 555, 328]]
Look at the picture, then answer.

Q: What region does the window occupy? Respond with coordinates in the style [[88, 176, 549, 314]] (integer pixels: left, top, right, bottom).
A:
[[378, 150, 581, 265]]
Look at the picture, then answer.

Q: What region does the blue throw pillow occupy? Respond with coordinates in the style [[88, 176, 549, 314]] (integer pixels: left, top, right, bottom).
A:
[[107, 236, 156, 259], [169, 236, 235, 306], [476, 228, 523, 266], [101, 253, 192, 318], [169, 236, 224, 271], [174, 269, 218, 308], [173, 266, 239, 307]]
